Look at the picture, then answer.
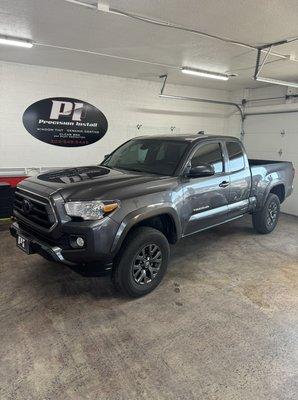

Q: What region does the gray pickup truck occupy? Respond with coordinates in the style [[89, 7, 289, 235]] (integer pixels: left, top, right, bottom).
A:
[[10, 134, 294, 297]]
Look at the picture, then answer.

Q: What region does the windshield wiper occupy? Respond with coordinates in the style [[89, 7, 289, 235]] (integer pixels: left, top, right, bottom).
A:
[[118, 167, 142, 173], [118, 167, 168, 176]]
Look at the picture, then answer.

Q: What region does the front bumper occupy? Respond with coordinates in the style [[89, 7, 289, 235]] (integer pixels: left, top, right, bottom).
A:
[[10, 221, 75, 265], [10, 217, 119, 270]]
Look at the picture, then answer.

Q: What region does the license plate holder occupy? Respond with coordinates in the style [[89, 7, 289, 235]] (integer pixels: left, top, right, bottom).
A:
[[17, 234, 33, 254]]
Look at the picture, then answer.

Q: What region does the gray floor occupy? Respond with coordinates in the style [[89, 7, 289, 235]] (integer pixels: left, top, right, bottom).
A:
[[0, 214, 297, 400]]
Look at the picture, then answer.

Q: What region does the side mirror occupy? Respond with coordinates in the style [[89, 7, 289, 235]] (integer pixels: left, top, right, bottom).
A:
[[103, 154, 110, 160], [187, 163, 215, 178]]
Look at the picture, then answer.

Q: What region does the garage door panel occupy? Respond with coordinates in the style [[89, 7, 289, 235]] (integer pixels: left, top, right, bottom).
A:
[[244, 113, 298, 216], [244, 133, 282, 155], [282, 134, 298, 149], [282, 177, 298, 216], [282, 150, 297, 164], [245, 113, 298, 132], [244, 149, 282, 161], [280, 149, 297, 215]]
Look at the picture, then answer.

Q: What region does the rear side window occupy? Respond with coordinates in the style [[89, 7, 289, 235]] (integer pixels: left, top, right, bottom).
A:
[[226, 141, 245, 172], [191, 142, 223, 173]]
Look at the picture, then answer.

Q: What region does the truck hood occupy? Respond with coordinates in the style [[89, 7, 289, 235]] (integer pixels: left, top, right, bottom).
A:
[[19, 166, 172, 201]]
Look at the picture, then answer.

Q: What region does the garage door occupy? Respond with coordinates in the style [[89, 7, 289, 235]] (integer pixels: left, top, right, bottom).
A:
[[243, 113, 298, 216]]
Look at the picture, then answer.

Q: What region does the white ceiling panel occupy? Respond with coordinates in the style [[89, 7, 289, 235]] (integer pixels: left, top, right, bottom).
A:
[[0, 0, 297, 90]]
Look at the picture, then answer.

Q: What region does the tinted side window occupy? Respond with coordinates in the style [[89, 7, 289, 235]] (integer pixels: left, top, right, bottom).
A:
[[191, 143, 223, 173], [227, 141, 245, 172]]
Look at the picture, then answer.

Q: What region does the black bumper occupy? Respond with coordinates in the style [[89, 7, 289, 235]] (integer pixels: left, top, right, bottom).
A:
[[10, 219, 118, 271], [10, 221, 76, 265]]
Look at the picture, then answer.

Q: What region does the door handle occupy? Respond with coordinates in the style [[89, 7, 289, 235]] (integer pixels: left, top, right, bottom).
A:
[[219, 181, 230, 188]]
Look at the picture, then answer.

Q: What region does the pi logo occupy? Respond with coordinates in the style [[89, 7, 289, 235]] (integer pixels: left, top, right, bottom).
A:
[[22, 97, 108, 147], [49, 100, 85, 121]]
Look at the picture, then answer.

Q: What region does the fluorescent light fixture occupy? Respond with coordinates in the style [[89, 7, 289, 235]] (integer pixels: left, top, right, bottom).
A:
[[256, 76, 298, 88], [181, 67, 229, 81], [0, 35, 33, 48]]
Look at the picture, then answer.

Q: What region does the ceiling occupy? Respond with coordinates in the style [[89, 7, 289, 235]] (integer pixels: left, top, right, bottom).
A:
[[0, 0, 298, 90]]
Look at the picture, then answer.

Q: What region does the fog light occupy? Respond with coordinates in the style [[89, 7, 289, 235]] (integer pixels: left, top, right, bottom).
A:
[[70, 236, 86, 248], [76, 237, 85, 247]]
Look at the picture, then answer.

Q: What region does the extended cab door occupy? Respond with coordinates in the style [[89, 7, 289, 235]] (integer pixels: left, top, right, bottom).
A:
[[182, 140, 230, 236], [224, 140, 251, 218]]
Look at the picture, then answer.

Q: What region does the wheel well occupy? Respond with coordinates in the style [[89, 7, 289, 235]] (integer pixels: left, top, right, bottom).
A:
[[270, 184, 285, 203], [132, 214, 178, 244]]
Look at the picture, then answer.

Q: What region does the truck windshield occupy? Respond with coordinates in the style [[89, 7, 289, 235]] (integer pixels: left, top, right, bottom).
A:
[[102, 139, 189, 176]]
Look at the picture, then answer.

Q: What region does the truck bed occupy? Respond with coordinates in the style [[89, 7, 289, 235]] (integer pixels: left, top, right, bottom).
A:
[[248, 159, 294, 207], [249, 159, 291, 168]]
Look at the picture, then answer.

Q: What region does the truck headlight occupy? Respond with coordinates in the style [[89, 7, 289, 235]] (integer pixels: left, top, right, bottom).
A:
[[64, 200, 119, 221]]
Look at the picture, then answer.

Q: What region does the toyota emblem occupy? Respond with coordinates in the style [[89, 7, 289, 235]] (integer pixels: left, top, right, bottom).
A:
[[22, 199, 32, 214]]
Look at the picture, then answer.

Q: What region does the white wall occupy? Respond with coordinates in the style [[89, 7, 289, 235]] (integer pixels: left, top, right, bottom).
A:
[[0, 61, 238, 171]]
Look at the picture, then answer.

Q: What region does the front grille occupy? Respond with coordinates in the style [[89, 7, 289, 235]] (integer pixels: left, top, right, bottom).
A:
[[13, 189, 57, 230], [17, 220, 69, 248]]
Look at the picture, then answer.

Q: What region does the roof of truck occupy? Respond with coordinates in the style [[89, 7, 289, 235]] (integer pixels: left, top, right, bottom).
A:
[[134, 134, 240, 142]]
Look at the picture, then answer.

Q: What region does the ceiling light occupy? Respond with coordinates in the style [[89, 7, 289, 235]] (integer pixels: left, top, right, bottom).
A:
[[181, 67, 229, 81], [0, 35, 33, 48], [256, 76, 298, 88]]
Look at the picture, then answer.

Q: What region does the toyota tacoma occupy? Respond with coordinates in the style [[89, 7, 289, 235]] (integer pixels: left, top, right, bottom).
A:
[[10, 134, 295, 297]]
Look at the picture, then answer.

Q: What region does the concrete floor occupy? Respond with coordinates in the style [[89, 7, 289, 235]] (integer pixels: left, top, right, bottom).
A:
[[0, 214, 297, 400]]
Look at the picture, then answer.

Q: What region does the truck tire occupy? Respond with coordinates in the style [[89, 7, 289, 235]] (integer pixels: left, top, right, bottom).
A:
[[252, 193, 280, 234], [112, 226, 170, 297]]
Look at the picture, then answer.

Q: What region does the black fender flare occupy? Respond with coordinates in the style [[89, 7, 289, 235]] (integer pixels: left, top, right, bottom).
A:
[[110, 205, 182, 255], [260, 180, 285, 208]]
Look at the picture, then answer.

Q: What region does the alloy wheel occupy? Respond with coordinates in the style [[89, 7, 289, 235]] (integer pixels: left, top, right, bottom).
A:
[[267, 201, 278, 226], [132, 244, 162, 285]]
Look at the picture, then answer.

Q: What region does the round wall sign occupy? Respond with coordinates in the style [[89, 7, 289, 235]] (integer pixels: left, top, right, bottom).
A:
[[22, 97, 108, 147]]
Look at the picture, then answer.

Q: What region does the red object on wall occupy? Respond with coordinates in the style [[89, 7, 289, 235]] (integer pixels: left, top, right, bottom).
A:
[[0, 176, 27, 187]]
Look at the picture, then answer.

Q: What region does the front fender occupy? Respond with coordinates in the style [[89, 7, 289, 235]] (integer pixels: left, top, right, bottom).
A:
[[110, 205, 181, 255]]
